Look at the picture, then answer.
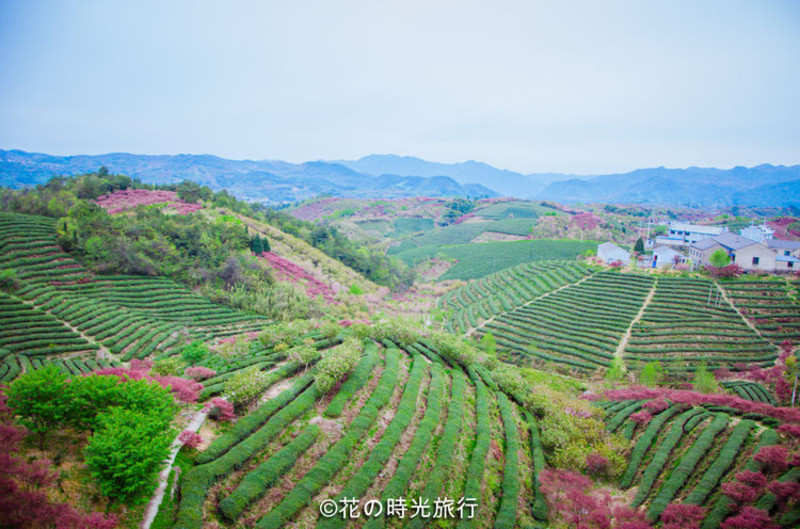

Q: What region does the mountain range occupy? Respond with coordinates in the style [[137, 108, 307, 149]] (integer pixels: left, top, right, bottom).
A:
[[1, 149, 799, 207]]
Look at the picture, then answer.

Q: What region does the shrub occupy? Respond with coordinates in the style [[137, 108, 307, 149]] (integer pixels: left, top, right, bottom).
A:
[[719, 507, 773, 529], [205, 397, 235, 422], [314, 336, 362, 394], [151, 357, 186, 376], [323, 342, 379, 418], [184, 366, 216, 381], [660, 503, 706, 529], [179, 430, 203, 449], [6, 366, 70, 434], [754, 445, 790, 473], [223, 366, 272, 410]]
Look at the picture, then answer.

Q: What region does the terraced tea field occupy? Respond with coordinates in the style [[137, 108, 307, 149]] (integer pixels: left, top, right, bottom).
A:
[[596, 389, 800, 528], [722, 279, 800, 345], [475, 271, 654, 372], [169, 338, 542, 529], [452, 265, 785, 373], [625, 277, 777, 372], [0, 212, 269, 381]]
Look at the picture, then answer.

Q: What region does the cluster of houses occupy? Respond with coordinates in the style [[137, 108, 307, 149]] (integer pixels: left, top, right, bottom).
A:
[[598, 221, 800, 274]]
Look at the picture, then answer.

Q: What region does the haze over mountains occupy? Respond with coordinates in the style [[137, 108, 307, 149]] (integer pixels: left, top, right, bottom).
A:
[[1, 149, 799, 207]]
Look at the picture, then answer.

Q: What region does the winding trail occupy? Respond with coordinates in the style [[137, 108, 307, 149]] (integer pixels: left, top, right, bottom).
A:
[[140, 408, 209, 529], [466, 271, 598, 337], [615, 280, 658, 359]]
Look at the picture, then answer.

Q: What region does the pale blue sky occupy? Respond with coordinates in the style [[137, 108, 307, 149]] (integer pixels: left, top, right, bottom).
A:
[[0, 0, 798, 174]]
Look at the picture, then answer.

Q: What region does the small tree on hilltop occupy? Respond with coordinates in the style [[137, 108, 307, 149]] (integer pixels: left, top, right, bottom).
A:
[[180, 340, 208, 366], [605, 357, 626, 386], [481, 332, 496, 357], [709, 249, 731, 268], [639, 361, 664, 387], [693, 362, 718, 394]]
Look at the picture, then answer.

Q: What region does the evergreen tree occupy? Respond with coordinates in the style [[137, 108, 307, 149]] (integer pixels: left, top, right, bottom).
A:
[[634, 238, 645, 253]]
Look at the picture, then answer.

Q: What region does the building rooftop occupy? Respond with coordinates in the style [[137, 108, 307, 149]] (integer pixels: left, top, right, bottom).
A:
[[766, 239, 800, 250], [669, 222, 726, 235], [713, 231, 759, 251], [690, 238, 720, 251]]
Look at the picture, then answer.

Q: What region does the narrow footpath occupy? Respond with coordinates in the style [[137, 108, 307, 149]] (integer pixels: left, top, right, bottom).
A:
[[140, 408, 209, 529]]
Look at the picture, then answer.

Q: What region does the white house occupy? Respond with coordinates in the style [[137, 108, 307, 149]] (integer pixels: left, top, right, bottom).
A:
[[597, 242, 630, 265], [652, 246, 686, 269], [656, 222, 727, 247]]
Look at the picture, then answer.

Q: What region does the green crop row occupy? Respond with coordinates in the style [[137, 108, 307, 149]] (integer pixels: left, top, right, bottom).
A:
[[684, 419, 755, 506], [494, 392, 520, 529], [619, 405, 682, 489], [646, 413, 730, 520], [324, 342, 381, 418], [632, 407, 706, 506], [195, 372, 315, 464], [318, 351, 428, 529], [362, 363, 447, 529], [456, 368, 492, 529], [255, 348, 401, 529], [174, 381, 321, 529], [700, 428, 780, 529], [217, 423, 321, 521]]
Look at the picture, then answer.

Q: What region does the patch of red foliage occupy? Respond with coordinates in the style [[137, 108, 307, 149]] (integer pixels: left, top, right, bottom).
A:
[[0, 393, 118, 528], [259, 251, 338, 303], [593, 387, 800, 424], [573, 212, 602, 230], [95, 189, 204, 215], [93, 363, 203, 404]]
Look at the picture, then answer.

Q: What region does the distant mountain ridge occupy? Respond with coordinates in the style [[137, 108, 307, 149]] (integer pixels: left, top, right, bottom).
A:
[[1, 149, 798, 207], [0, 150, 497, 203], [538, 164, 800, 207]]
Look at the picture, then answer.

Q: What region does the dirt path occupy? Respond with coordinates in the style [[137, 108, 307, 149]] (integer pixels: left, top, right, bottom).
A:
[[713, 280, 769, 341], [466, 271, 598, 337], [615, 280, 658, 359], [140, 408, 209, 529]]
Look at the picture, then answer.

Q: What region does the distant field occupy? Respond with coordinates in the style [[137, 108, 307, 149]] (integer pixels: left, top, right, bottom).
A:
[[477, 201, 553, 219], [393, 239, 596, 280], [387, 222, 493, 253], [390, 217, 434, 236]]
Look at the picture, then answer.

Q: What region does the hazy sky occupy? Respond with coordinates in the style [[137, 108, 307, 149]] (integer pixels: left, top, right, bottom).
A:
[[1, 0, 798, 174]]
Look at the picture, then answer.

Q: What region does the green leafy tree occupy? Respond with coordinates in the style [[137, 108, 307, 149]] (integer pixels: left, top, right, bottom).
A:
[[5, 364, 70, 448], [693, 362, 718, 393], [66, 374, 125, 432], [180, 340, 208, 366], [639, 361, 664, 387], [634, 238, 645, 253], [709, 248, 731, 268], [84, 407, 174, 505]]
